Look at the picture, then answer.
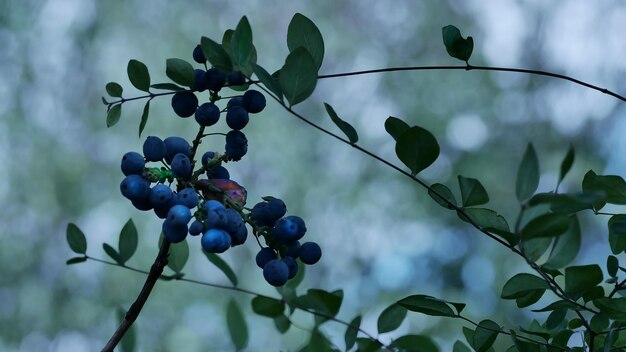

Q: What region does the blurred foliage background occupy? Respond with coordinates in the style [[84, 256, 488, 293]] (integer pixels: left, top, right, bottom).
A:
[[1, 0, 625, 350]]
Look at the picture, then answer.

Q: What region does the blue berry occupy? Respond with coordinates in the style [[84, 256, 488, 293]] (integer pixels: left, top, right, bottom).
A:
[[273, 216, 306, 243], [176, 188, 199, 208], [223, 208, 244, 233], [263, 259, 289, 286], [154, 202, 174, 219], [143, 136, 166, 162], [225, 130, 247, 148], [299, 242, 322, 265], [195, 102, 220, 126], [266, 198, 287, 221], [226, 106, 249, 130], [121, 152, 145, 176], [201, 229, 231, 253], [201, 151, 216, 166], [171, 92, 198, 117], [150, 184, 174, 208], [192, 44, 206, 64], [228, 71, 246, 86], [167, 204, 192, 226], [227, 96, 243, 108], [189, 220, 204, 236], [131, 197, 153, 211], [162, 219, 188, 243], [256, 248, 277, 268], [230, 224, 247, 246], [192, 69, 208, 92], [285, 241, 301, 258], [251, 202, 273, 227], [120, 175, 150, 201], [171, 153, 191, 179], [164, 137, 190, 164], [282, 257, 298, 279], [205, 206, 227, 229], [225, 144, 247, 161], [243, 89, 266, 113], [204, 68, 226, 92], [207, 165, 230, 179]]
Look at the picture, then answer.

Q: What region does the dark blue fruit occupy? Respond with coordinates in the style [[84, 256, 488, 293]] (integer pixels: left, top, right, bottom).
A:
[[201, 151, 216, 166], [131, 197, 153, 211], [204, 68, 226, 92], [192, 44, 206, 64], [171, 153, 191, 179], [164, 136, 190, 164], [226, 106, 249, 130], [227, 96, 243, 108], [230, 224, 247, 246], [201, 229, 231, 253], [273, 215, 306, 243], [263, 259, 289, 286], [206, 165, 230, 179], [143, 136, 166, 161], [227, 71, 246, 86], [121, 152, 145, 176], [150, 184, 175, 208], [266, 198, 287, 221], [225, 130, 247, 148], [162, 219, 188, 243], [243, 89, 266, 113], [205, 206, 227, 229], [120, 175, 150, 201], [225, 144, 247, 161], [282, 257, 298, 279], [171, 92, 198, 117], [255, 247, 277, 268], [167, 204, 192, 226], [195, 102, 220, 126], [189, 220, 204, 236], [192, 69, 208, 92], [299, 242, 322, 265], [285, 241, 301, 258], [176, 188, 199, 208]]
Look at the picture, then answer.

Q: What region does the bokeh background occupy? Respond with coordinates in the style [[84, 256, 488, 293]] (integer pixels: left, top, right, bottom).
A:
[[1, 0, 626, 350]]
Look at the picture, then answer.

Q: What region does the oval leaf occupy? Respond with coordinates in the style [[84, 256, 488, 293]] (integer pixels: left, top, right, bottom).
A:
[[279, 47, 318, 106], [558, 145, 575, 186], [118, 219, 138, 265], [230, 16, 254, 74], [251, 296, 284, 318], [395, 126, 440, 176], [345, 315, 361, 350], [103, 243, 121, 264], [253, 64, 283, 100], [543, 215, 581, 269], [167, 239, 189, 273], [389, 335, 439, 352], [428, 183, 457, 209], [203, 250, 238, 286], [516, 143, 539, 203], [377, 303, 407, 334], [501, 273, 549, 299], [521, 213, 570, 239], [127, 59, 150, 91], [138, 100, 150, 138], [66, 256, 87, 265], [201, 36, 233, 73], [458, 175, 489, 207], [166, 58, 195, 87], [226, 299, 248, 350], [397, 295, 455, 317], [564, 264, 602, 296], [106, 104, 122, 128], [608, 255, 619, 277], [66, 223, 87, 254], [442, 25, 474, 62], [385, 116, 410, 142], [106, 82, 123, 97], [473, 319, 500, 352], [608, 215, 626, 254], [324, 103, 358, 144], [287, 13, 325, 70]]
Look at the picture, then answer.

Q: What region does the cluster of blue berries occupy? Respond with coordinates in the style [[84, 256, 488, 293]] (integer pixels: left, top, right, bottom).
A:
[[251, 198, 322, 286], [116, 42, 321, 286]]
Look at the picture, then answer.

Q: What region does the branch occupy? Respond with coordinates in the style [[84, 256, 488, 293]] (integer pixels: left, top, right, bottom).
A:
[[101, 239, 171, 352]]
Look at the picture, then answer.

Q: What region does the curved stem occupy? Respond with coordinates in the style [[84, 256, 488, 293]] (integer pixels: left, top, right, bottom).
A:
[[101, 239, 171, 352]]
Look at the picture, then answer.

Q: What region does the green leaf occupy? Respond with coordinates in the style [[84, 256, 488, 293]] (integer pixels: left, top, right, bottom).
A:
[[203, 250, 238, 286], [583, 286, 605, 303], [457, 208, 515, 245], [558, 145, 575, 187], [251, 296, 284, 318], [551, 330, 574, 347], [117, 219, 138, 265], [150, 83, 185, 91], [253, 64, 283, 100], [138, 100, 150, 138], [167, 239, 189, 273], [200, 36, 233, 73], [226, 299, 248, 350], [105, 82, 123, 97], [529, 192, 600, 214], [293, 289, 343, 319], [345, 315, 361, 350], [102, 97, 109, 105], [397, 295, 456, 317], [453, 341, 472, 352], [324, 103, 358, 144], [389, 335, 439, 352], [127, 59, 150, 91], [515, 289, 545, 308], [377, 303, 407, 334], [608, 255, 619, 277], [441, 25, 474, 62], [521, 213, 570, 239], [545, 309, 567, 330], [355, 338, 383, 352], [473, 320, 501, 352], [230, 16, 254, 74], [103, 243, 121, 264], [590, 313, 610, 332], [609, 215, 626, 254], [66, 257, 87, 265], [522, 237, 553, 262], [593, 298, 626, 322], [543, 215, 581, 269], [66, 223, 87, 254], [564, 264, 602, 296], [458, 175, 489, 207], [583, 170, 626, 207], [385, 116, 410, 142], [273, 314, 291, 333], [165, 58, 195, 87], [516, 143, 539, 203], [501, 273, 549, 299], [428, 183, 457, 209], [106, 104, 122, 128], [279, 47, 318, 106], [116, 308, 136, 352], [287, 13, 325, 70], [395, 126, 440, 176]]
